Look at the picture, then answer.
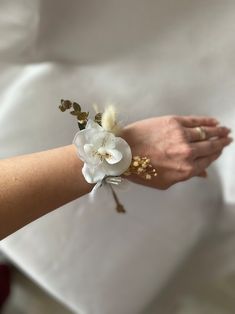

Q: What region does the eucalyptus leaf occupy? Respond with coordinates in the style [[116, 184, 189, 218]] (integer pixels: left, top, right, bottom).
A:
[[77, 112, 89, 120], [73, 102, 81, 112], [59, 105, 66, 112], [95, 113, 102, 125], [61, 99, 72, 109]]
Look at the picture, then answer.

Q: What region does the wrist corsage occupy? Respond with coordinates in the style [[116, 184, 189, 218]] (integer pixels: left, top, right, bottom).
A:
[[59, 99, 157, 213]]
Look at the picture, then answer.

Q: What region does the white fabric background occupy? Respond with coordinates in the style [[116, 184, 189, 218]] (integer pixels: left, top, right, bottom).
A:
[[0, 1, 235, 313]]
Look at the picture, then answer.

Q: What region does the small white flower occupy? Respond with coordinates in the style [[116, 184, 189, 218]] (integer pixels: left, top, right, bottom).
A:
[[73, 120, 132, 183]]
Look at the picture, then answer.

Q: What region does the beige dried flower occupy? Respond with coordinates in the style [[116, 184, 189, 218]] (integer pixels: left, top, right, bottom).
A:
[[101, 105, 121, 135]]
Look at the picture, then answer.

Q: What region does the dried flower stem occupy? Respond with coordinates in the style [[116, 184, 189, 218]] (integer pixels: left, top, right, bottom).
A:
[[109, 184, 126, 213]]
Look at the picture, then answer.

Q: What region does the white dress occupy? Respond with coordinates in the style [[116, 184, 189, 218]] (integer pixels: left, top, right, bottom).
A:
[[0, 1, 235, 313]]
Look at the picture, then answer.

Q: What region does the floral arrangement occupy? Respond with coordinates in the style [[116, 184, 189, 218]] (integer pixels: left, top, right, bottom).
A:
[[59, 99, 157, 213]]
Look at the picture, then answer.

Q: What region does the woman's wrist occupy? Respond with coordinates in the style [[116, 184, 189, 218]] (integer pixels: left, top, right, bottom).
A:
[[120, 124, 143, 157]]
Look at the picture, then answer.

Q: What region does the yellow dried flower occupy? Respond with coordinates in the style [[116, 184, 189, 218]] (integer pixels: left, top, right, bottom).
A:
[[124, 156, 157, 180]]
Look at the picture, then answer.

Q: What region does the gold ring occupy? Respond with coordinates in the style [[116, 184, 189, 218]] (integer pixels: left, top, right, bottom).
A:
[[195, 126, 206, 141]]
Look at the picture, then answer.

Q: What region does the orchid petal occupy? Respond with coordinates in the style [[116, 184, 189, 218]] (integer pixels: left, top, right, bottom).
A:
[[102, 138, 132, 176], [84, 143, 95, 156], [82, 163, 106, 184], [105, 149, 123, 164], [74, 120, 132, 184], [83, 144, 101, 165], [86, 119, 103, 130], [91, 132, 107, 149], [103, 132, 116, 149]]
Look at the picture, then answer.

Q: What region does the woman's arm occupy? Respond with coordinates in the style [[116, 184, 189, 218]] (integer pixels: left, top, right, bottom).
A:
[[0, 115, 232, 239], [0, 145, 91, 239]]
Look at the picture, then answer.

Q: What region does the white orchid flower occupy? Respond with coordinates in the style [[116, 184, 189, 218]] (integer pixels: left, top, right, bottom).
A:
[[73, 120, 132, 183]]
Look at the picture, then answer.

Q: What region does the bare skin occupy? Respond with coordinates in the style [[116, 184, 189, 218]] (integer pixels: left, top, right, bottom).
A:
[[122, 115, 232, 189], [0, 145, 92, 240], [0, 115, 232, 239]]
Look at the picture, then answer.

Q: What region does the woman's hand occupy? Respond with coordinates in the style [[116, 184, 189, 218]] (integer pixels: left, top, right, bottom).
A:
[[122, 115, 232, 189]]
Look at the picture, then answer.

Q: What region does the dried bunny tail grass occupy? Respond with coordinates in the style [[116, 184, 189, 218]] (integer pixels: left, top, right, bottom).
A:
[[101, 104, 122, 135]]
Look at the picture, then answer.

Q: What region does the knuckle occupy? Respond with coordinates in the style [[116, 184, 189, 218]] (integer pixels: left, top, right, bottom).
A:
[[168, 114, 178, 120], [167, 115, 179, 126], [180, 145, 194, 159], [165, 146, 175, 158], [183, 163, 194, 178], [177, 160, 194, 178], [166, 116, 185, 138], [175, 129, 187, 143], [165, 144, 182, 158]]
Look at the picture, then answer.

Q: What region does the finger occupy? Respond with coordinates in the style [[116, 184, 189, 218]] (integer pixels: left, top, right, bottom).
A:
[[194, 151, 222, 175], [186, 126, 231, 142], [191, 136, 233, 158], [178, 116, 219, 128]]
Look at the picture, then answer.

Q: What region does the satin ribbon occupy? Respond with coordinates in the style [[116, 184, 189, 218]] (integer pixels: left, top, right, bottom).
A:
[[90, 176, 126, 213]]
